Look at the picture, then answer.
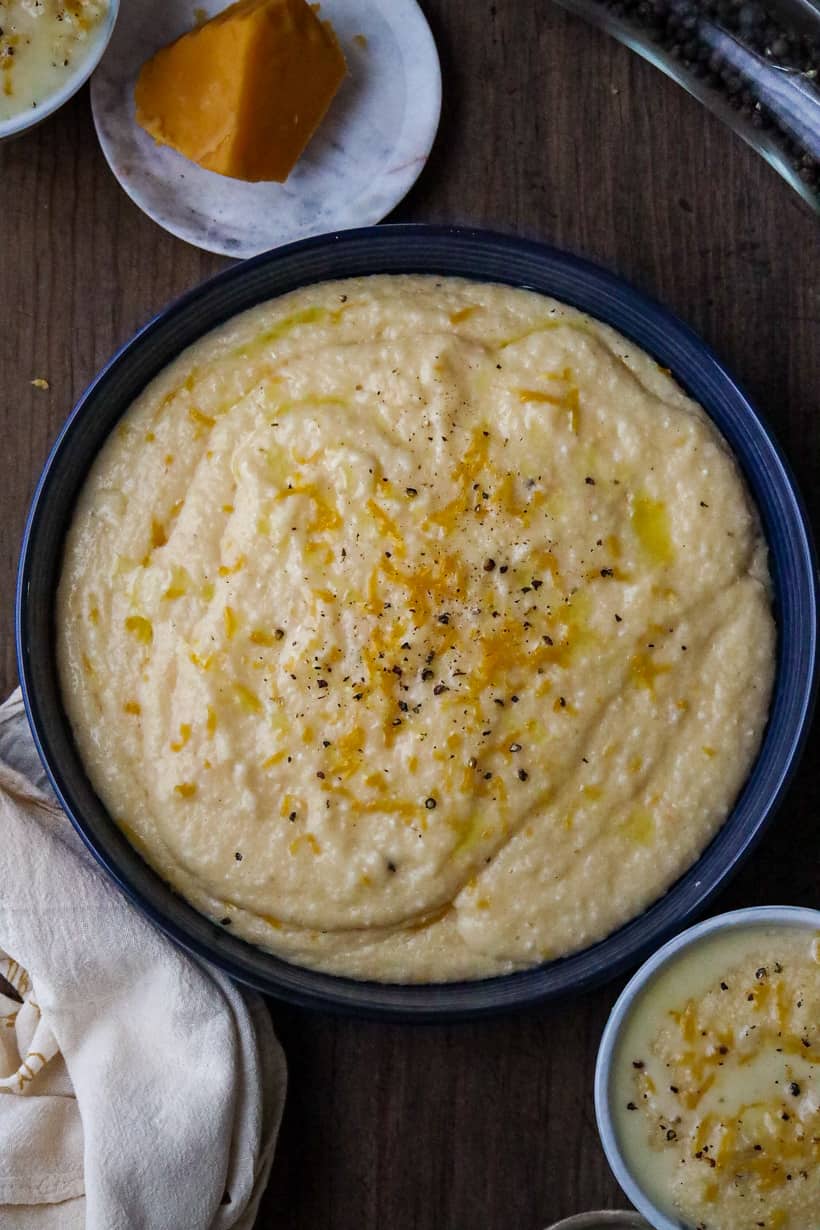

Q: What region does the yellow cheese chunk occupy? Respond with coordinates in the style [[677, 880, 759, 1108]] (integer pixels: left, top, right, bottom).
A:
[[134, 0, 347, 183]]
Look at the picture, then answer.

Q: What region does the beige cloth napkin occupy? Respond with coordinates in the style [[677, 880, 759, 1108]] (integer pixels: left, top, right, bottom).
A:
[[0, 689, 287, 1230]]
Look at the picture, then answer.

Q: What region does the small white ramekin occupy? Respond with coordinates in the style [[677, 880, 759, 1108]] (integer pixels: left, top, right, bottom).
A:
[[594, 905, 820, 1230], [0, 0, 119, 142], [545, 1213, 652, 1229]]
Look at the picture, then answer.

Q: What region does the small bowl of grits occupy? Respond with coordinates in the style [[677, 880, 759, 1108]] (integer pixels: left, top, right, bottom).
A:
[[595, 906, 820, 1230], [0, 0, 119, 142], [16, 226, 817, 1018]]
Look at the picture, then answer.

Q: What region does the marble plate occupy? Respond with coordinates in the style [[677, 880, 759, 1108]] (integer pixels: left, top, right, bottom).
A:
[[90, 0, 441, 256]]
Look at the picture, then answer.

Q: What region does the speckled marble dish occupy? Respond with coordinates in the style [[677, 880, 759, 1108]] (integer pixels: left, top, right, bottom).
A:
[[90, 0, 441, 256]]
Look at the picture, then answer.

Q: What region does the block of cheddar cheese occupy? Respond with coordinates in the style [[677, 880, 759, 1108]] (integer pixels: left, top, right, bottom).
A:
[[134, 0, 347, 183]]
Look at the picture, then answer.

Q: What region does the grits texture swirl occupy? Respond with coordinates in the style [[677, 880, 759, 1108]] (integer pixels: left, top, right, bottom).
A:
[[57, 275, 775, 981]]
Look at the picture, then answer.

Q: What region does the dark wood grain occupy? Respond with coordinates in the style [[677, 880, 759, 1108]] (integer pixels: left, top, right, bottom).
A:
[[0, 2, 817, 1227]]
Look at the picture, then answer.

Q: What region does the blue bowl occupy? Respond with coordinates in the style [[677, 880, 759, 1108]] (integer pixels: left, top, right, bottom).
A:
[[16, 225, 817, 1020]]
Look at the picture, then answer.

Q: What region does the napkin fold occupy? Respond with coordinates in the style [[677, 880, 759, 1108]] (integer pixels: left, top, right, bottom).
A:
[[0, 689, 286, 1230]]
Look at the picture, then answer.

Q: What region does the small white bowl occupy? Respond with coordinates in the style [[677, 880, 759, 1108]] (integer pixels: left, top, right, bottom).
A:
[[545, 1213, 651, 1229], [0, 0, 119, 142], [594, 905, 820, 1230]]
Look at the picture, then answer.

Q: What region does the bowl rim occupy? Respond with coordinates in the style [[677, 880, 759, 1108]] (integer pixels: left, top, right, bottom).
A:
[[15, 223, 819, 1020], [594, 905, 820, 1229], [544, 1212, 653, 1229], [0, 0, 120, 141]]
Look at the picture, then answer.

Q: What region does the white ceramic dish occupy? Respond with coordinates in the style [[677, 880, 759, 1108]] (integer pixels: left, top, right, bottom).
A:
[[0, 0, 119, 142], [545, 1213, 651, 1229], [594, 905, 820, 1230], [90, 0, 442, 257]]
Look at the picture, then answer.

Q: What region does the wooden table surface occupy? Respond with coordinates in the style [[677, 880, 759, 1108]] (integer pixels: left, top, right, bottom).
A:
[[1, 3, 818, 1226]]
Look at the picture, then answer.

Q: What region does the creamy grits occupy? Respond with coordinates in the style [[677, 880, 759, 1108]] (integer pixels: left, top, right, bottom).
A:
[[612, 924, 820, 1230], [0, 0, 107, 123], [57, 275, 775, 982]]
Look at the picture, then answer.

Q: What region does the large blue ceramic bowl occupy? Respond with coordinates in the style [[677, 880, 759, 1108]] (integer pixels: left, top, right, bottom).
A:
[[16, 226, 817, 1020]]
